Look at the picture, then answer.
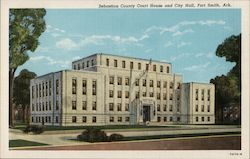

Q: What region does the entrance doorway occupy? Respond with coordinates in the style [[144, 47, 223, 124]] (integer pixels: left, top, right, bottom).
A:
[[143, 105, 151, 122]]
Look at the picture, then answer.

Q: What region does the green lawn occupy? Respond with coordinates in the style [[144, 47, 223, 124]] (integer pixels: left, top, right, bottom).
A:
[[9, 139, 49, 148]]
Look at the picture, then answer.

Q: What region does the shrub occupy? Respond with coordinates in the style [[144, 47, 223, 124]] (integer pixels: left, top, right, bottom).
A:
[[77, 127, 108, 142], [23, 125, 44, 134], [109, 133, 124, 141]]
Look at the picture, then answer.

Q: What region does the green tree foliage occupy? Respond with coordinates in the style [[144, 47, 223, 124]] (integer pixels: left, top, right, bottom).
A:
[[9, 9, 46, 126], [210, 34, 241, 123], [14, 69, 36, 123]]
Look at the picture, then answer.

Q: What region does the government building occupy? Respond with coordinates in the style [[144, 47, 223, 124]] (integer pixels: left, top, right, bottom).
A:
[[30, 53, 215, 126]]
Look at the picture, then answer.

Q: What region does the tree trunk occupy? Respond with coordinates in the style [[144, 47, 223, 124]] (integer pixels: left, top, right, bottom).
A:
[[9, 68, 16, 127]]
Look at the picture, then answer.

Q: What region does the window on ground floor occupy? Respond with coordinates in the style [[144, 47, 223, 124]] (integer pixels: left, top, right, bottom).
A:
[[72, 116, 77, 123], [92, 116, 96, 123]]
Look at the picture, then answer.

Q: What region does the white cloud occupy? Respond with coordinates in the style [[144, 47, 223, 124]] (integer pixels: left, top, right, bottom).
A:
[[164, 41, 174, 48], [177, 42, 191, 48], [184, 62, 210, 71], [56, 38, 78, 50], [170, 52, 191, 62], [30, 55, 71, 68], [194, 52, 214, 58], [172, 29, 194, 37], [72, 56, 81, 60], [46, 24, 66, 37]]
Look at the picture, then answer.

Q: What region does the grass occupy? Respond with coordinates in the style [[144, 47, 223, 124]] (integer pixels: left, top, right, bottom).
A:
[[9, 139, 49, 148]]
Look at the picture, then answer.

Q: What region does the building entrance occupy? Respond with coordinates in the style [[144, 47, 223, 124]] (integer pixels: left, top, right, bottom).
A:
[[143, 105, 151, 122]]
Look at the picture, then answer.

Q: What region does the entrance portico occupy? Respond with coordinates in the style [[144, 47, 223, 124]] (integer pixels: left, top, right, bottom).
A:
[[135, 98, 157, 124]]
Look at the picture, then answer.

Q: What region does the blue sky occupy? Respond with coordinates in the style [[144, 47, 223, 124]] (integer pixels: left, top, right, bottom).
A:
[[16, 9, 241, 83]]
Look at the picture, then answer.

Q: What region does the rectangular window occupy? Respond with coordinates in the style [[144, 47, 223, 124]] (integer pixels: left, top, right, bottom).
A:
[[196, 117, 199, 122], [125, 78, 129, 86], [109, 90, 114, 98], [157, 81, 161, 88], [110, 116, 114, 122], [138, 63, 141, 70], [135, 79, 139, 86], [177, 104, 180, 112], [82, 79, 87, 95], [32, 86, 34, 98], [142, 92, 146, 97], [201, 89, 205, 101], [177, 83, 181, 89], [42, 83, 44, 97], [109, 76, 114, 84], [164, 117, 167, 122], [157, 117, 161, 122], [143, 79, 147, 87], [39, 103, 41, 111], [36, 85, 38, 98], [114, 59, 117, 67], [125, 117, 130, 122], [72, 116, 77, 123], [55, 116, 59, 123], [73, 65, 76, 70], [92, 102, 97, 111], [125, 103, 129, 111], [72, 78, 77, 94], [163, 93, 167, 100], [106, 58, 109, 66], [32, 104, 34, 111], [45, 82, 48, 96], [153, 65, 156, 71], [146, 64, 149, 71], [157, 104, 160, 111], [207, 105, 210, 112], [87, 61, 89, 67], [78, 63, 80, 70], [117, 77, 122, 85], [201, 105, 204, 112], [135, 92, 140, 99], [130, 62, 133, 69], [56, 80, 59, 95], [42, 102, 44, 111], [91, 59, 94, 66], [169, 105, 173, 112], [92, 116, 96, 123], [160, 65, 163, 72], [82, 116, 87, 123], [45, 102, 48, 111], [149, 92, 154, 97], [177, 117, 181, 122], [82, 101, 87, 110], [109, 103, 114, 111], [163, 81, 167, 88], [157, 93, 161, 100], [117, 103, 122, 111], [163, 105, 167, 111], [208, 90, 210, 101], [170, 82, 173, 89], [125, 91, 129, 98], [39, 84, 41, 97], [122, 61, 126, 68], [207, 117, 210, 121], [149, 80, 154, 87], [56, 100, 59, 110], [82, 62, 85, 69], [118, 117, 122, 122], [195, 105, 198, 112], [49, 101, 51, 110], [92, 80, 97, 95], [195, 89, 199, 100], [202, 117, 204, 122], [167, 66, 170, 73], [117, 91, 122, 98], [49, 81, 52, 96], [169, 94, 173, 100]]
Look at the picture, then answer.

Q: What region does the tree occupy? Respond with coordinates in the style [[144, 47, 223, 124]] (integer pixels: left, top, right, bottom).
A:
[[9, 9, 46, 127], [210, 34, 241, 123], [13, 69, 36, 123]]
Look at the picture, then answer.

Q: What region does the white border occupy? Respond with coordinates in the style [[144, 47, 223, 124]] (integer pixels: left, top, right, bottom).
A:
[[1, 0, 249, 158]]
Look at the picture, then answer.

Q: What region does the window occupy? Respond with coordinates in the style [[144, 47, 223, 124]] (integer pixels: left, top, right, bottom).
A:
[[106, 58, 109, 66], [39, 84, 41, 97], [114, 59, 117, 67], [177, 94, 180, 100], [157, 81, 161, 88], [49, 81, 52, 96], [207, 90, 210, 101], [207, 105, 210, 112], [195, 105, 198, 112], [201, 105, 204, 112], [32, 104, 34, 111], [146, 64, 149, 70], [56, 116, 59, 123], [163, 105, 167, 111], [169, 105, 173, 112], [164, 117, 167, 122], [163, 93, 167, 100], [125, 78, 129, 86], [32, 86, 34, 99], [45, 102, 48, 111], [177, 83, 181, 89], [177, 117, 181, 122], [110, 117, 114, 122], [130, 62, 133, 69], [42, 102, 44, 111], [117, 103, 122, 111], [125, 91, 129, 98], [92, 80, 97, 95], [167, 66, 170, 73], [72, 78, 77, 94], [42, 83, 44, 97], [78, 63, 80, 70], [36, 85, 38, 98], [202, 117, 204, 122], [207, 117, 210, 121], [72, 116, 77, 123], [122, 61, 126, 68], [157, 117, 161, 122], [135, 79, 139, 86], [56, 79, 59, 95], [125, 103, 129, 111], [149, 92, 154, 97], [82, 62, 85, 69], [170, 116, 173, 121], [160, 65, 163, 72], [157, 93, 161, 100], [87, 61, 89, 67], [56, 100, 59, 110], [135, 92, 139, 99], [169, 94, 173, 100], [109, 76, 114, 84], [82, 101, 87, 110], [177, 104, 180, 112], [149, 80, 153, 87], [157, 104, 160, 111], [92, 116, 96, 123], [170, 82, 173, 89], [117, 77, 122, 85], [91, 59, 94, 66], [39, 103, 41, 111], [82, 116, 87, 123], [49, 101, 51, 110], [163, 81, 167, 88], [73, 65, 76, 70], [201, 89, 205, 101], [117, 91, 122, 98], [142, 92, 146, 97], [195, 89, 199, 100], [118, 117, 122, 122], [143, 79, 147, 87], [109, 103, 114, 111], [138, 63, 141, 70], [92, 102, 97, 111], [45, 82, 48, 96], [153, 65, 156, 71], [125, 117, 130, 122], [82, 79, 87, 95], [109, 90, 114, 98], [196, 117, 199, 122]]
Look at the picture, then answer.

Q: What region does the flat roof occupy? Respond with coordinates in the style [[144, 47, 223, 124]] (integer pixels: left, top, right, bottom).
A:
[[72, 53, 171, 65]]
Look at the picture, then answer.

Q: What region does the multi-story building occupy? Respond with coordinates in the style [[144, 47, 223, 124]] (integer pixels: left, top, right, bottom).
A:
[[30, 53, 215, 126]]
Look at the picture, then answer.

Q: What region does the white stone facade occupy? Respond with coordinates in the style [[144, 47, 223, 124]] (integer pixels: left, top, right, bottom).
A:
[[30, 53, 215, 126]]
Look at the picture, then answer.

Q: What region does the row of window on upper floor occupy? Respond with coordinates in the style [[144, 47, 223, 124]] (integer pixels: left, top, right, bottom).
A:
[[32, 79, 60, 99], [195, 89, 211, 101]]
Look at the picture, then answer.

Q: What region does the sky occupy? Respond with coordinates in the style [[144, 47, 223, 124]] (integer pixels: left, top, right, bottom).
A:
[[16, 9, 241, 83]]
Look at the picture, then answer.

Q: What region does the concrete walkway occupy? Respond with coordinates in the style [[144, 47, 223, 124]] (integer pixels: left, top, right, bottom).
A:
[[9, 125, 241, 147]]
